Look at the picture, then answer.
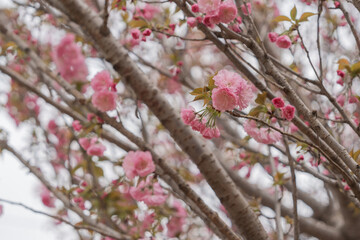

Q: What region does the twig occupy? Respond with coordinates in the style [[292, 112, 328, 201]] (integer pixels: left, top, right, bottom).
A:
[[283, 136, 299, 240], [339, 1, 360, 53]]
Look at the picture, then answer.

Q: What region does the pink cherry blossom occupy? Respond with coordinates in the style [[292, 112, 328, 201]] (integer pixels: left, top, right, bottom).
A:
[[48, 120, 58, 134], [52, 34, 88, 83], [187, 17, 198, 28], [289, 123, 299, 133], [213, 69, 242, 93], [122, 151, 155, 179], [349, 96, 358, 104], [143, 182, 167, 206], [203, 15, 215, 28], [337, 70, 345, 78], [236, 80, 253, 110], [296, 155, 304, 162], [0, 205, 3, 216], [241, 3, 251, 15], [276, 35, 292, 49], [72, 120, 82, 132], [167, 200, 187, 237], [213, 69, 253, 110], [198, 0, 221, 15], [181, 107, 196, 125], [92, 91, 117, 112], [130, 180, 149, 201], [268, 32, 278, 42], [136, 4, 160, 20], [131, 29, 141, 39], [336, 78, 344, 86], [272, 97, 285, 108], [130, 176, 167, 206], [336, 94, 345, 107], [79, 137, 93, 150], [212, 87, 237, 111], [218, 0, 237, 24], [243, 120, 282, 144], [41, 187, 55, 208], [191, 4, 200, 12], [91, 70, 113, 92], [190, 118, 207, 132], [201, 126, 220, 139], [281, 105, 295, 121], [87, 142, 106, 156], [142, 28, 152, 37]]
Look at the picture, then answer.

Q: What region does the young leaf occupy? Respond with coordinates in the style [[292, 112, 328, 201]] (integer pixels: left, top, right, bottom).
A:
[[290, 5, 297, 21], [248, 105, 268, 117], [273, 15, 292, 22], [299, 12, 316, 22], [337, 58, 350, 70], [350, 61, 360, 76], [190, 87, 205, 95], [255, 91, 267, 105]]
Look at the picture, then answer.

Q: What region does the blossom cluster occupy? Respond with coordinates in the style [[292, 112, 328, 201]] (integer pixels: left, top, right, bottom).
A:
[[91, 70, 117, 112], [79, 137, 106, 156], [243, 119, 282, 144], [123, 151, 155, 179], [122, 151, 167, 206], [188, 0, 246, 28], [181, 107, 220, 139], [212, 69, 253, 112], [268, 32, 292, 49], [129, 175, 167, 206], [272, 97, 296, 121], [52, 34, 88, 83]]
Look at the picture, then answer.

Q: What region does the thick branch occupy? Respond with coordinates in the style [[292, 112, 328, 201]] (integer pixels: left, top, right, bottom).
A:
[[43, 0, 268, 239]]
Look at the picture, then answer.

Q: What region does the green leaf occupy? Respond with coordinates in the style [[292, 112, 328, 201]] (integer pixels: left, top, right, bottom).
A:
[[128, 20, 147, 28], [273, 171, 288, 186], [93, 164, 104, 177], [353, 149, 360, 162], [298, 12, 316, 22], [338, 58, 350, 70], [255, 91, 267, 105], [273, 15, 292, 22], [193, 94, 206, 101], [248, 105, 268, 117], [290, 5, 297, 21], [350, 61, 360, 76], [208, 76, 215, 90], [190, 87, 205, 95]]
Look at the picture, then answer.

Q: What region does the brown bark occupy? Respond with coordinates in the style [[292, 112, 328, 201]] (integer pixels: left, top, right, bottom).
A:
[[42, 0, 268, 239]]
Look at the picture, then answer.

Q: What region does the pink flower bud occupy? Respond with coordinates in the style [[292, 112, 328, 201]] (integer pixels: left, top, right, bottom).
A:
[[187, 17, 198, 28], [336, 94, 345, 107], [276, 35, 292, 49], [142, 28, 152, 36], [72, 120, 82, 132], [191, 4, 199, 12], [272, 97, 285, 108], [337, 70, 345, 78], [296, 155, 304, 162], [130, 29, 141, 39], [268, 32, 278, 42], [241, 3, 251, 15], [336, 78, 344, 86], [281, 105, 295, 121]]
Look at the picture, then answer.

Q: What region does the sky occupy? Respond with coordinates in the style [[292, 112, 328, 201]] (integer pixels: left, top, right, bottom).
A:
[[0, 2, 75, 240]]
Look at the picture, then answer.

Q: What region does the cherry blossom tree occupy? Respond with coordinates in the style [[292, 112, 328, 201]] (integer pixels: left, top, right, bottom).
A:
[[0, 0, 360, 239]]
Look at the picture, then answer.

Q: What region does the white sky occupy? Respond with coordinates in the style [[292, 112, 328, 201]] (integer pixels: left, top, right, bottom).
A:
[[0, 1, 74, 239]]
